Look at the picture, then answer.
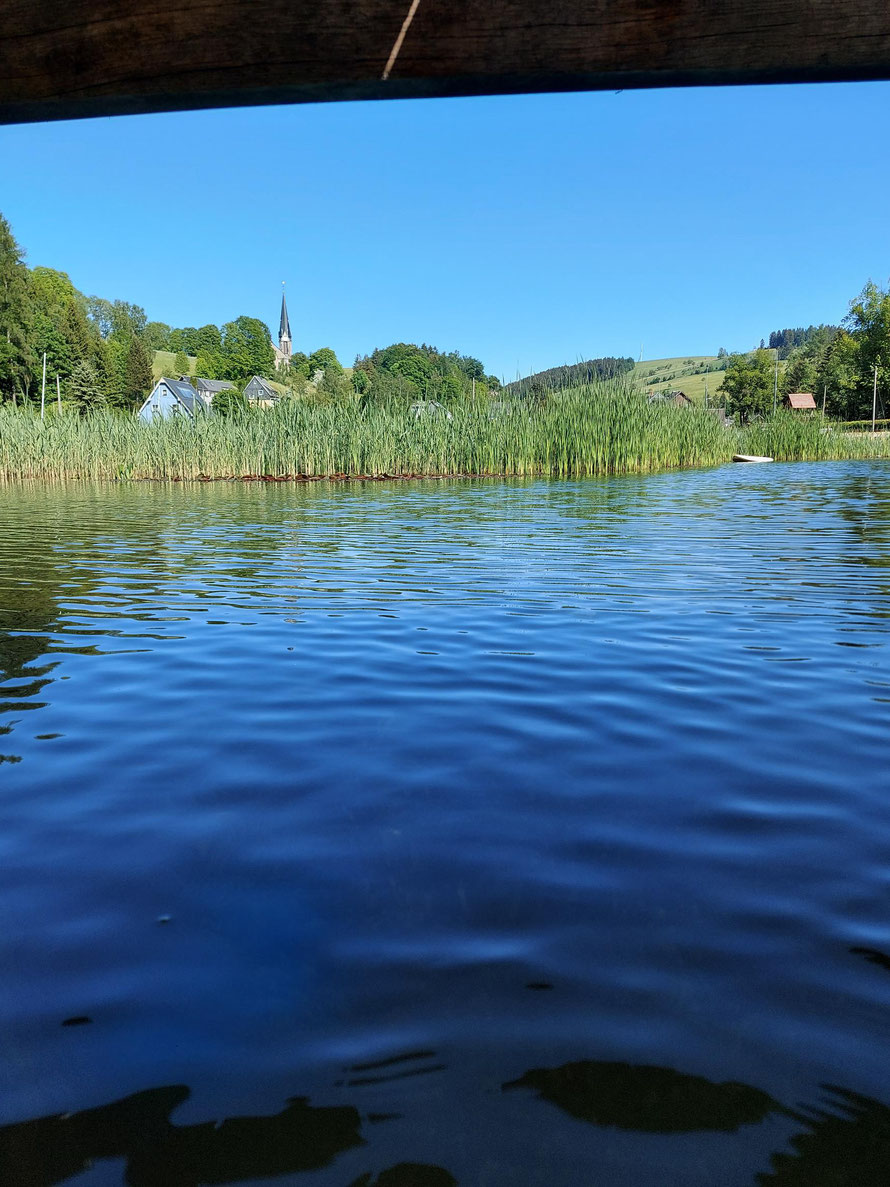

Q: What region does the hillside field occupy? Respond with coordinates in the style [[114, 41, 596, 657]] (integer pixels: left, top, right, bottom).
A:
[[633, 356, 728, 404], [634, 354, 788, 405], [152, 351, 197, 381]]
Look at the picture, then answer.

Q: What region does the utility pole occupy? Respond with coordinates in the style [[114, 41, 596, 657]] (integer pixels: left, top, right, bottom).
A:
[[40, 352, 47, 420], [56, 374, 62, 412], [822, 383, 827, 417], [873, 364, 879, 433], [773, 349, 779, 414]]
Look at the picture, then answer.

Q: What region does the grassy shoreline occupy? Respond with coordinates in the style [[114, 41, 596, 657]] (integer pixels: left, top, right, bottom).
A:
[[2, 382, 889, 482]]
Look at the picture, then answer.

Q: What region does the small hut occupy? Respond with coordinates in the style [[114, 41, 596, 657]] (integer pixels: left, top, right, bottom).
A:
[[648, 390, 693, 407], [783, 392, 817, 411]]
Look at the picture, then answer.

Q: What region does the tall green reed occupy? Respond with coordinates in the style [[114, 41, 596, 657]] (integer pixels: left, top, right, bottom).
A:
[[1, 384, 887, 482]]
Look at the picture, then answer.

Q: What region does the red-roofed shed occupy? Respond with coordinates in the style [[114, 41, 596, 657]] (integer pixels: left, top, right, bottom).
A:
[[784, 392, 817, 410]]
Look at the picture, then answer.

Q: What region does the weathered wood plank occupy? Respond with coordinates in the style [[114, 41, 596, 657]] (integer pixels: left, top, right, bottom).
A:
[[1, 0, 890, 124]]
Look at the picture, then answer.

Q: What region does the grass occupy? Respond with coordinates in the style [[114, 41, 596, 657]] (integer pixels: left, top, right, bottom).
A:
[[633, 355, 726, 404], [633, 354, 787, 406], [152, 351, 197, 381], [1, 384, 888, 483]]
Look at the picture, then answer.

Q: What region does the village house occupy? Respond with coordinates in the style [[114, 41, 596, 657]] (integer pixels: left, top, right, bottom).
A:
[[137, 377, 209, 422], [784, 392, 817, 411], [244, 376, 289, 407], [195, 378, 235, 402]]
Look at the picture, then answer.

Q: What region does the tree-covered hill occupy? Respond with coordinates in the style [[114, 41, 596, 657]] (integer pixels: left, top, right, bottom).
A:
[[503, 357, 634, 400]]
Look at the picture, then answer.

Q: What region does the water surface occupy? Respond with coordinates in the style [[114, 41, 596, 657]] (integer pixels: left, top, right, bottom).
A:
[[2, 462, 890, 1185]]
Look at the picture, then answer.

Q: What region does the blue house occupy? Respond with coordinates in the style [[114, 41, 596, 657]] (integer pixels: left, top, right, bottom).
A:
[[138, 378, 208, 423]]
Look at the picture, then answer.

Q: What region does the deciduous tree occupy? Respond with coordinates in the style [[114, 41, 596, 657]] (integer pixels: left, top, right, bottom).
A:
[[719, 349, 775, 424]]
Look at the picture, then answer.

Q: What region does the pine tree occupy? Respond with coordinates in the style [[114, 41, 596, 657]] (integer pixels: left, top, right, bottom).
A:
[[67, 360, 106, 412], [124, 336, 153, 407], [0, 213, 34, 401]]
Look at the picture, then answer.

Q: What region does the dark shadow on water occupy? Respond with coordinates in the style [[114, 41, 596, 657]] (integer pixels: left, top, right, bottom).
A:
[[349, 1166, 457, 1186], [850, 945, 890, 974], [5, 1057, 890, 1186], [0, 1085, 364, 1187], [504, 1053, 890, 1185], [503, 1059, 777, 1133], [756, 1086, 890, 1186]]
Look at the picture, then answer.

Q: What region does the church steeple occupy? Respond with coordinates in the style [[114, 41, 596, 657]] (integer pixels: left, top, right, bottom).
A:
[[278, 284, 292, 364]]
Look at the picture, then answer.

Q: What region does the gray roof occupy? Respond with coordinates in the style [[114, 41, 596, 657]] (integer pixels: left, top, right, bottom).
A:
[[160, 377, 202, 416], [195, 378, 235, 394]]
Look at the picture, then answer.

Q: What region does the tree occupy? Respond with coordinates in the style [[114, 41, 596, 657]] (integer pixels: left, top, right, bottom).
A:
[[308, 347, 342, 375], [845, 281, 890, 413], [0, 213, 34, 401], [212, 385, 248, 416], [97, 340, 126, 406], [67, 360, 106, 412], [288, 351, 310, 379], [173, 350, 190, 376], [782, 347, 819, 398], [218, 316, 275, 381], [719, 349, 775, 423], [194, 349, 221, 379], [124, 337, 153, 407], [195, 324, 222, 354], [143, 322, 172, 351]]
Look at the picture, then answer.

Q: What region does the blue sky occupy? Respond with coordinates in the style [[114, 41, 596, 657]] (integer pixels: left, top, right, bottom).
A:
[[1, 82, 887, 380]]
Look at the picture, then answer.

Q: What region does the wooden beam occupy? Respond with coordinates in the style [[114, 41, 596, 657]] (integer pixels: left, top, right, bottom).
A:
[[2, 0, 890, 125]]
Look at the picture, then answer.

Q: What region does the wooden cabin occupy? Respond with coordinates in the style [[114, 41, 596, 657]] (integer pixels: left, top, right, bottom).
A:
[[784, 392, 817, 411], [648, 390, 693, 407]]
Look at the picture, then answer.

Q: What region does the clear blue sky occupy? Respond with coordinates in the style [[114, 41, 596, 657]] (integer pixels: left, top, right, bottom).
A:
[[1, 82, 887, 380]]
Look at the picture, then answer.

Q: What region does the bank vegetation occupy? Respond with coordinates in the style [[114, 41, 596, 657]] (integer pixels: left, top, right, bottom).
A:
[[1, 382, 889, 483]]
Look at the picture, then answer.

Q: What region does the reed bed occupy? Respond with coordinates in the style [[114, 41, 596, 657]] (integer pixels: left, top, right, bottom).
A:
[[1, 384, 888, 482], [741, 411, 890, 463]]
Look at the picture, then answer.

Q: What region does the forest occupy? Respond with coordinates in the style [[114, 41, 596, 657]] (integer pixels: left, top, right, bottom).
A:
[[720, 286, 890, 423], [502, 357, 635, 400]]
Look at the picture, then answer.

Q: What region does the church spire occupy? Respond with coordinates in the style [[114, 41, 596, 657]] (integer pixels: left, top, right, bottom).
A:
[[278, 283, 292, 364]]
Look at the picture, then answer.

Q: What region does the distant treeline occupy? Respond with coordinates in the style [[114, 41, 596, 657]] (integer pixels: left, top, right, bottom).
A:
[[353, 343, 500, 405], [766, 325, 840, 360], [503, 357, 635, 399]]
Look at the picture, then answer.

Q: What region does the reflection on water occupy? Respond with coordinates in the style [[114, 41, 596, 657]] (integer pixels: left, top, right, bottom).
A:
[[0, 1075, 457, 1186], [2, 463, 890, 1185], [503, 1060, 777, 1132], [0, 1087, 364, 1186], [757, 1087, 890, 1186], [4, 1064, 889, 1186]]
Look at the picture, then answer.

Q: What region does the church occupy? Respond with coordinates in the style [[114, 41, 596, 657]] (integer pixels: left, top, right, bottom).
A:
[[271, 288, 292, 370]]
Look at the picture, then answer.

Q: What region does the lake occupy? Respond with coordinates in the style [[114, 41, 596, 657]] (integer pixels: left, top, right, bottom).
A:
[[2, 461, 890, 1186]]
